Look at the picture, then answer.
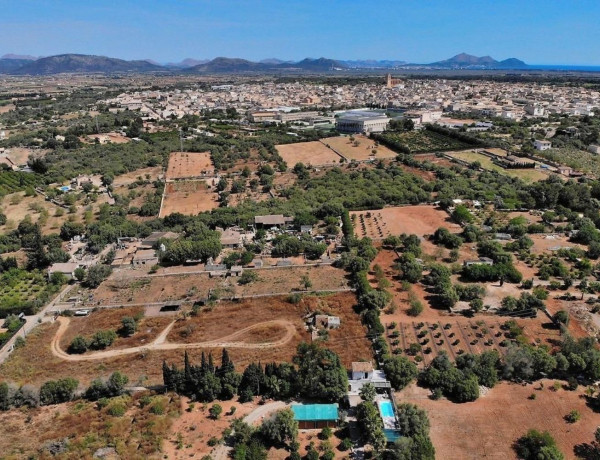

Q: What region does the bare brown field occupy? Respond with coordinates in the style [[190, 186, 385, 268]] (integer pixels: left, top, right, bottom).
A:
[[276, 141, 342, 166], [4, 147, 49, 165], [58, 306, 173, 351], [351, 205, 460, 239], [0, 103, 15, 114], [93, 265, 350, 306], [113, 166, 163, 186], [166, 151, 213, 180], [399, 380, 600, 460], [325, 135, 397, 161], [529, 233, 586, 254], [168, 292, 371, 367], [81, 132, 131, 144], [0, 292, 369, 386], [159, 180, 219, 217], [413, 153, 457, 169], [399, 163, 437, 181]]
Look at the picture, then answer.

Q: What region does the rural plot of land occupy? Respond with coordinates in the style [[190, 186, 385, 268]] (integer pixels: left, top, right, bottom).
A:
[[92, 265, 350, 306], [159, 180, 219, 217], [351, 205, 460, 239], [448, 151, 549, 183], [166, 151, 214, 180], [0, 292, 371, 387], [378, 130, 474, 153], [325, 135, 397, 161], [276, 141, 342, 166], [399, 381, 600, 460]]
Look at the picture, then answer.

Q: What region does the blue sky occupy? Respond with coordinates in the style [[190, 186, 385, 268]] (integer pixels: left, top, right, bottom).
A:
[[1, 0, 599, 65]]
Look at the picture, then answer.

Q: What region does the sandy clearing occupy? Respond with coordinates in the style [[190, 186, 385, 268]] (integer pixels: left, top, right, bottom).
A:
[[276, 141, 342, 166], [325, 135, 397, 161], [399, 380, 600, 460], [351, 205, 460, 240], [166, 151, 214, 179]]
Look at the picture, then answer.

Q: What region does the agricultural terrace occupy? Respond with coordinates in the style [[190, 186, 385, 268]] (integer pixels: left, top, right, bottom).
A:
[[159, 180, 219, 217], [0, 269, 57, 317], [0, 170, 40, 195], [448, 151, 550, 183], [165, 151, 214, 180], [0, 292, 371, 386], [324, 135, 397, 161], [400, 380, 600, 460], [370, 247, 584, 367], [351, 205, 459, 240], [382, 316, 561, 368], [276, 141, 341, 166], [376, 129, 475, 153], [537, 146, 600, 177], [90, 265, 349, 306]]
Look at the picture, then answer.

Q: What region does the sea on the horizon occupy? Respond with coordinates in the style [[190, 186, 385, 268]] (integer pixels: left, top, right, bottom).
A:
[[531, 65, 600, 72]]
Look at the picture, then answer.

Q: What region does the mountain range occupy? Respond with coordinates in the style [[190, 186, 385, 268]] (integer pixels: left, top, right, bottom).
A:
[[0, 52, 531, 75], [428, 53, 528, 69]]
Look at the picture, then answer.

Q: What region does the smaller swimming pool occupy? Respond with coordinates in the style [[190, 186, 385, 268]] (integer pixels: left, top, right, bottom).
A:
[[59, 186, 71, 192], [379, 400, 394, 418]]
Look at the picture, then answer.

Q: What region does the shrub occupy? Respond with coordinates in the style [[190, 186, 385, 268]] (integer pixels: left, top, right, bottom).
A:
[[209, 403, 223, 420], [107, 402, 127, 417], [238, 271, 258, 285], [120, 317, 137, 337], [320, 426, 332, 440], [69, 335, 88, 354], [565, 410, 581, 423], [88, 330, 117, 350], [39, 378, 79, 406], [150, 400, 166, 415], [339, 438, 352, 451], [408, 300, 424, 317], [514, 429, 564, 460]]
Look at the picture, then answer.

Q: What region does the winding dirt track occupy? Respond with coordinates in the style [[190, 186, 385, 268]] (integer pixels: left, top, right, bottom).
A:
[[50, 317, 297, 362]]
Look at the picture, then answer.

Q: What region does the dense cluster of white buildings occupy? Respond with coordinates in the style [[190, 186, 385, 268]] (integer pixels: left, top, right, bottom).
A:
[[102, 78, 600, 124]]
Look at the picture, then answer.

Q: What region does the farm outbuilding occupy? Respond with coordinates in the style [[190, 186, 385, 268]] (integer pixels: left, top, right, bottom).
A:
[[292, 404, 339, 429]]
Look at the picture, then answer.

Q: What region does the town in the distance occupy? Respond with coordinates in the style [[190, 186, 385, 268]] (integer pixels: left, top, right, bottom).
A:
[[2, 31, 600, 460]]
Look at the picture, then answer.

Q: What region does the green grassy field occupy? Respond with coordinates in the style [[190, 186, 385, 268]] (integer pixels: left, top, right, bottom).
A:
[[448, 151, 549, 183]]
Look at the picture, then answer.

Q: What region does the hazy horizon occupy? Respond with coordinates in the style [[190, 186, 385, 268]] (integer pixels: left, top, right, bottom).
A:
[[2, 0, 600, 66]]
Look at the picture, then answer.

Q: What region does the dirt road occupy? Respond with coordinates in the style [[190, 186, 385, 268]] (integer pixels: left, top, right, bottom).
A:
[[50, 317, 297, 362]]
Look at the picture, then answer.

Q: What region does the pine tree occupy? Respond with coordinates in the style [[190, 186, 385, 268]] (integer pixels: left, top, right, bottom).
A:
[[162, 360, 172, 390], [208, 353, 215, 373]]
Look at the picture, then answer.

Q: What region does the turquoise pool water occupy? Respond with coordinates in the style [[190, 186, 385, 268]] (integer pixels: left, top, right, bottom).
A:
[[379, 400, 394, 418]]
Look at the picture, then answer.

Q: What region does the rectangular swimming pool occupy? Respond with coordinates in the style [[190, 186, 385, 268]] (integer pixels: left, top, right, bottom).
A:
[[379, 400, 394, 418]]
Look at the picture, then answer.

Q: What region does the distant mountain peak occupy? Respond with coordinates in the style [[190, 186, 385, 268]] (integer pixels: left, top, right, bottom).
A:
[[8, 53, 164, 75], [185, 56, 346, 73], [1, 53, 38, 60], [429, 53, 528, 69]]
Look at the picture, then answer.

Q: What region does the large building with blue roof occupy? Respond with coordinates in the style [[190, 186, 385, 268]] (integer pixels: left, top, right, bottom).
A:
[[291, 403, 339, 429]]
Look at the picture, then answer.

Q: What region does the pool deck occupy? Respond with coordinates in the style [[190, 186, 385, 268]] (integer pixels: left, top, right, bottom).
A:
[[377, 398, 397, 429]]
